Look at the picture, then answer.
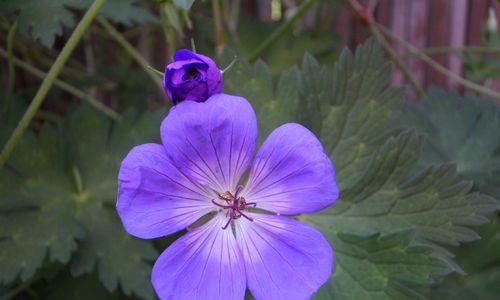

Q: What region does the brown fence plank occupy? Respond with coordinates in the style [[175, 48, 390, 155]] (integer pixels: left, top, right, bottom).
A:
[[408, 0, 429, 94], [448, 0, 468, 89], [426, 0, 451, 88], [467, 0, 489, 45], [390, 0, 411, 85]]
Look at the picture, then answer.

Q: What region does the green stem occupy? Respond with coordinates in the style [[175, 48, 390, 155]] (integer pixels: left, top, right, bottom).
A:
[[0, 283, 28, 300], [400, 46, 500, 59], [4, 22, 17, 118], [377, 23, 500, 100], [212, 0, 226, 55], [0, 0, 106, 169], [0, 48, 121, 121], [249, 0, 316, 62], [370, 25, 425, 99], [97, 17, 165, 95]]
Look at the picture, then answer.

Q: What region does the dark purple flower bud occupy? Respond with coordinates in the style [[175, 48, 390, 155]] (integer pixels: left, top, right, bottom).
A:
[[163, 49, 222, 104]]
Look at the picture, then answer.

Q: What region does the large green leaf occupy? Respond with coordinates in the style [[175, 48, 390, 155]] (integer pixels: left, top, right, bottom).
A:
[[0, 106, 165, 299], [314, 230, 450, 299], [224, 38, 499, 299], [0, 128, 84, 284], [430, 219, 500, 300], [222, 54, 300, 140], [399, 88, 500, 197], [304, 131, 498, 246], [46, 271, 121, 300], [66, 107, 164, 299], [0, 0, 156, 47], [399, 88, 500, 299]]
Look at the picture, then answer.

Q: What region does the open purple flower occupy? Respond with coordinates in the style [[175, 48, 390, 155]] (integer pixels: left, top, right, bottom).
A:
[[117, 94, 339, 299], [163, 49, 222, 104]]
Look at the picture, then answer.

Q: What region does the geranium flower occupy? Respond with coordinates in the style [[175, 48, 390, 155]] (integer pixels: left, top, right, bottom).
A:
[[163, 50, 222, 104], [117, 94, 339, 299]]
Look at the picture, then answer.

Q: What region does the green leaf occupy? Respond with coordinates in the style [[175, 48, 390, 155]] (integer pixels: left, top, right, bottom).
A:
[[224, 38, 500, 299], [398, 89, 500, 299], [70, 202, 156, 299], [77, 0, 157, 25], [222, 53, 301, 140], [430, 219, 500, 299], [0, 0, 80, 47], [0, 0, 156, 47], [46, 271, 121, 300], [0, 127, 84, 284], [0, 106, 165, 298], [304, 131, 498, 246], [319, 40, 404, 190], [65, 106, 164, 299], [399, 88, 500, 197], [314, 231, 450, 299]]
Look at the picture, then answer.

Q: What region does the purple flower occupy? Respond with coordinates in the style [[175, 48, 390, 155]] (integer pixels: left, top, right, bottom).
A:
[[117, 94, 339, 299], [163, 49, 222, 104]]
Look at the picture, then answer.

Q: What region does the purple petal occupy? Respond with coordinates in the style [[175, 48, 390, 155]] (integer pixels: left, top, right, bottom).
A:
[[152, 214, 246, 300], [235, 213, 333, 300], [166, 60, 207, 86], [173, 50, 222, 95], [173, 49, 204, 62], [161, 94, 257, 192], [243, 123, 338, 215], [117, 143, 214, 239]]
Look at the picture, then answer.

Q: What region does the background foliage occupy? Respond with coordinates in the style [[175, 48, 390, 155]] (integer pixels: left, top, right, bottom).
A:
[[0, 0, 499, 299]]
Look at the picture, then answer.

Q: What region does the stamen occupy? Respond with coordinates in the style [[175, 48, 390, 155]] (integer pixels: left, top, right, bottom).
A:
[[222, 214, 233, 229], [212, 189, 256, 229], [211, 199, 231, 209], [234, 185, 244, 198]]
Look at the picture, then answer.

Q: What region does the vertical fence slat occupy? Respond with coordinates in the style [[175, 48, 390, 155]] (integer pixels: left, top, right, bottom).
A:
[[426, 0, 451, 88], [390, 0, 411, 85], [408, 0, 429, 93], [448, 0, 468, 89], [332, 7, 353, 49], [467, 0, 489, 45], [376, 0, 393, 29], [257, 0, 273, 22]]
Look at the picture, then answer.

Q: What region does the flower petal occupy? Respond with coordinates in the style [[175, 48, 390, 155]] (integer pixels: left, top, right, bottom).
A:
[[152, 214, 246, 300], [243, 123, 339, 215], [173, 50, 222, 94], [161, 94, 258, 192], [235, 213, 333, 300], [117, 143, 214, 239]]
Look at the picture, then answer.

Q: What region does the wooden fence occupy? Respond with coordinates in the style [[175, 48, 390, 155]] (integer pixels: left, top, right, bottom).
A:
[[250, 0, 500, 97]]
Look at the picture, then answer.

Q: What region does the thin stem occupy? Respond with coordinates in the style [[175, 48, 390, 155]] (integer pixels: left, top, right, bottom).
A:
[[0, 48, 121, 121], [97, 17, 165, 95], [146, 65, 165, 77], [400, 46, 500, 58], [369, 25, 425, 98], [4, 22, 17, 118], [221, 55, 237, 74], [0, 283, 29, 300], [212, 0, 226, 55], [0, 0, 107, 169], [249, 0, 317, 63], [377, 23, 500, 100]]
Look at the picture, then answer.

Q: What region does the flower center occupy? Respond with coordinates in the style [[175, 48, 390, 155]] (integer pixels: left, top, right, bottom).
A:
[[211, 185, 256, 230], [182, 68, 200, 81]]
